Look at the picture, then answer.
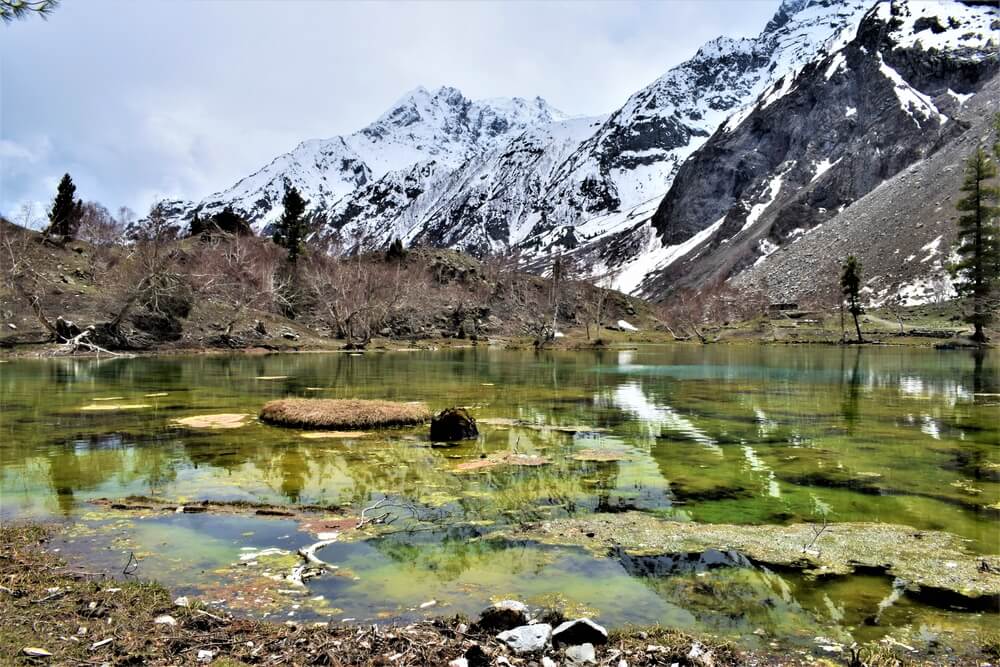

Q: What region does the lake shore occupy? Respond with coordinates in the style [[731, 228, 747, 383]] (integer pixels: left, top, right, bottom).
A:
[[0, 321, 991, 360], [2, 522, 989, 666]]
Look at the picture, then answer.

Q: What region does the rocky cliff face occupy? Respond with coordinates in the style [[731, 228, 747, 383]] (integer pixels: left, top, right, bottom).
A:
[[641, 0, 998, 299]]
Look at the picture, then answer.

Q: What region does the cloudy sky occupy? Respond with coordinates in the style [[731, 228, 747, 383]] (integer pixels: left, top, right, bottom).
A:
[[1, 0, 778, 222]]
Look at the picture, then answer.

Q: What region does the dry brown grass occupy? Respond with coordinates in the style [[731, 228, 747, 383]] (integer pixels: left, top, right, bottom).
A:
[[259, 398, 430, 430]]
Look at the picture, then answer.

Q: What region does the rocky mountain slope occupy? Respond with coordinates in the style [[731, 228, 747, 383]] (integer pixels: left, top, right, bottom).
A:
[[638, 0, 998, 300]]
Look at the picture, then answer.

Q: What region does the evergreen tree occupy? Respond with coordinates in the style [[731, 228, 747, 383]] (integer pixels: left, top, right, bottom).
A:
[[385, 237, 406, 261], [211, 206, 252, 235], [952, 147, 1000, 343], [47, 173, 83, 238], [1, 0, 59, 23], [273, 183, 308, 264], [840, 255, 864, 343], [189, 213, 205, 237]]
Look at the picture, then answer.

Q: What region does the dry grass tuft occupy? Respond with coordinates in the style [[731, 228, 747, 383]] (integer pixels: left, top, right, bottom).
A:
[[260, 398, 430, 430]]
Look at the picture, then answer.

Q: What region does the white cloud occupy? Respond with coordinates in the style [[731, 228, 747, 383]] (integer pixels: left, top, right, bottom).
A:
[[0, 0, 778, 216]]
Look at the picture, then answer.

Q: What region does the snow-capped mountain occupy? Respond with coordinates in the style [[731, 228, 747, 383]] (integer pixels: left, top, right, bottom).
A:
[[166, 0, 877, 251], [165, 87, 568, 231], [164, 0, 998, 307], [638, 0, 998, 301]]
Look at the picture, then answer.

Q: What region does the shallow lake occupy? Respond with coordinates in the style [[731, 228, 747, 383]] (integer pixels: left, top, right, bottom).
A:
[[1, 345, 997, 651]]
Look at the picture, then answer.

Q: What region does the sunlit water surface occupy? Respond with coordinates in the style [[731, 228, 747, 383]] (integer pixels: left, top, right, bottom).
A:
[[1, 346, 997, 651]]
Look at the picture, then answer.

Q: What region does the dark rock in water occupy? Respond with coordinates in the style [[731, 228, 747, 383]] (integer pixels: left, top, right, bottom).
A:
[[496, 623, 552, 655], [431, 407, 479, 442], [475, 599, 528, 632], [551, 618, 608, 648]]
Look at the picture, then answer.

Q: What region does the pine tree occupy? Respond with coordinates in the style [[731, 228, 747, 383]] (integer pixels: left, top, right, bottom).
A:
[[273, 183, 308, 264], [952, 147, 1000, 343], [211, 206, 252, 236], [0, 0, 59, 23], [189, 213, 205, 237], [840, 255, 864, 343], [47, 173, 83, 238], [385, 237, 406, 261]]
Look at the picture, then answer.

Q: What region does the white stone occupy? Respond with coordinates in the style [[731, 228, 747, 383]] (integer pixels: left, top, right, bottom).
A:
[[197, 649, 215, 662], [617, 320, 638, 332], [173, 596, 189, 607], [496, 623, 552, 655], [153, 615, 177, 626], [448, 659, 469, 667], [566, 642, 597, 665]]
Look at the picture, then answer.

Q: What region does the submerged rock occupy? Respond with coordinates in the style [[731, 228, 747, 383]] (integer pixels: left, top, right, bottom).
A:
[[552, 618, 608, 647], [430, 407, 479, 441], [496, 623, 552, 655], [476, 600, 529, 632]]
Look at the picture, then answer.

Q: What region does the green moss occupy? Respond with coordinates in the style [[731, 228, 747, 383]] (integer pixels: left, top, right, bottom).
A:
[[513, 512, 1000, 604]]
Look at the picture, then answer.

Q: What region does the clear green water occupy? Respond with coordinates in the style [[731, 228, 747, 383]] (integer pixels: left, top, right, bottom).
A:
[[1, 346, 997, 650]]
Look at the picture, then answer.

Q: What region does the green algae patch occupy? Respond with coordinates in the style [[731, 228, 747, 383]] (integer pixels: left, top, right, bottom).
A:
[[260, 398, 430, 430], [514, 512, 1000, 605]]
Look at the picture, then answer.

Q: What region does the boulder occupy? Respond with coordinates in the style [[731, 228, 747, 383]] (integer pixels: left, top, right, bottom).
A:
[[476, 600, 529, 632], [496, 623, 552, 655], [552, 618, 608, 648], [430, 407, 479, 442], [464, 644, 490, 667]]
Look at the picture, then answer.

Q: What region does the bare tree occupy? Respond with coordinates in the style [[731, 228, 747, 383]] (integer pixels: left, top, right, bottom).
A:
[[302, 248, 411, 349], [187, 233, 289, 341]]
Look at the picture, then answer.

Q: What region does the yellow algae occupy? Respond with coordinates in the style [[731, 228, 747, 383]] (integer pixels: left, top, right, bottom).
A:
[[144, 392, 169, 397], [173, 413, 251, 429], [92, 396, 125, 401], [80, 403, 151, 411], [455, 452, 550, 472], [255, 375, 289, 380], [571, 449, 630, 462]]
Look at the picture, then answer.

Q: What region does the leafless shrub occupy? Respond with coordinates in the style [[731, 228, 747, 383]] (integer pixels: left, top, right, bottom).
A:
[[186, 233, 289, 338], [301, 246, 413, 348]]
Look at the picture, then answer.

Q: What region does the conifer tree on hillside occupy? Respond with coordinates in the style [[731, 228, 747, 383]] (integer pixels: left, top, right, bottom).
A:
[[273, 183, 308, 264], [47, 173, 83, 238], [211, 206, 252, 236], [952, 147, 1000, 343], [840, 255, 864, 343]]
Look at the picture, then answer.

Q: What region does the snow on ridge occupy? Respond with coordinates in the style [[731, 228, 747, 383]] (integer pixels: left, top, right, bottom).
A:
[[810, 156, 841, 183], [877, 52, 947, 127], [613, 216, 726, 295]]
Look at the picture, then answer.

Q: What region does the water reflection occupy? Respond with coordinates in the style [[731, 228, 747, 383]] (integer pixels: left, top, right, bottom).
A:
[[0, 347, 997, 551]]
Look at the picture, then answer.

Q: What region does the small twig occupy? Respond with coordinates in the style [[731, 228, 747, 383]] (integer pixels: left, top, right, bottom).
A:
[[122, 551, 139, 576]]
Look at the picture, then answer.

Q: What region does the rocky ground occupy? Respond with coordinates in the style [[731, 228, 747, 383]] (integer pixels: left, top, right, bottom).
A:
[[2, 522, 986, 667]]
